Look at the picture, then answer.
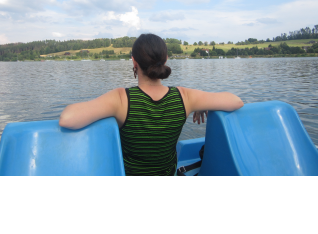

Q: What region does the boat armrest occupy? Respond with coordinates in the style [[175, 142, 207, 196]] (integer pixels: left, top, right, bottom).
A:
[[177, 137, 205, 162]]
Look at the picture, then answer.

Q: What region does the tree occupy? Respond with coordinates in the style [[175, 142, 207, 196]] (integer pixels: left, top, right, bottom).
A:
[[270, 46, 279, 54], [204, 41, 208, 46], [210, 41, 216, 46], [190, 52, 197, 57], [248, 38, 258, 43], [166, 43, 183, 54], [183, 41, 188, 45], [307, 48, 314, 53], [215, 49, 225, 55], [164, 38, 182, 44], [227, 41, 233, 44], [198, 41, 203, 45], [193, 42, 197, 45]]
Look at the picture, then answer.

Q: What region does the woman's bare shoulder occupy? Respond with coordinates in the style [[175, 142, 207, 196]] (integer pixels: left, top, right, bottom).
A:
[[176, 86, 196, 99], [115, 87, 126, 96], [104, 87, 127, 106]]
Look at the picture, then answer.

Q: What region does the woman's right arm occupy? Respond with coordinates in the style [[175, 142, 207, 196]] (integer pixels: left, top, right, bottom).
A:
[[178, 87, 244, 117]]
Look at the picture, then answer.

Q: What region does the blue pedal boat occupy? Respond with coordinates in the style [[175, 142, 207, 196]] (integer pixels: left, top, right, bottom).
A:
[[0, 101, 317, 176]]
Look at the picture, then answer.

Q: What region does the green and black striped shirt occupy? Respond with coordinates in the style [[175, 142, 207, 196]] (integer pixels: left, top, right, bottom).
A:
[[119, 86, 186, 176]]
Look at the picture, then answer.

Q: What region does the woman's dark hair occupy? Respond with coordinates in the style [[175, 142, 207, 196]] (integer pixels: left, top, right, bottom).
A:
[[132, 34, 171, 80]]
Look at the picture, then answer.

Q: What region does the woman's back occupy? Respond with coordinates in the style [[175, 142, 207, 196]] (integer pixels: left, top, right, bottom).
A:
[[59, 33, 244, 176], [120, 86, 186, 176]]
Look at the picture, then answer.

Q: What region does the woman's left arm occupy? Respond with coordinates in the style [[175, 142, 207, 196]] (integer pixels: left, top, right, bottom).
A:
[[59, 88, 123, 130]]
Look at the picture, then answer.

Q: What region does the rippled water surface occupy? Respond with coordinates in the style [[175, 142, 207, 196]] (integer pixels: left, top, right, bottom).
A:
[[0, 57, 317, 145]]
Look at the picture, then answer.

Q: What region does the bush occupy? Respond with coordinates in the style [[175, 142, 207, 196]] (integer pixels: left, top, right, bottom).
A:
[[290, 47, 305, 54], [307, 48, 314, 53], [191, 52, 197, 57], [166, 43, 183, 54], [226, 50, 235, 56], [102, 50, 115, 55], [211, 51, 217, 56], [215, 49, 225, 55], [165, 38, 181, 44], [271, 47, 279, 54]]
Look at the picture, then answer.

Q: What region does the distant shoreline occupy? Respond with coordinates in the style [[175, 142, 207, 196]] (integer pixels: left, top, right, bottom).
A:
[[1, 54, 317, 63]]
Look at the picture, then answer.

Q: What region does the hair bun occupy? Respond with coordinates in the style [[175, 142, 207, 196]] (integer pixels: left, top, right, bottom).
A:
[[147, 65, 171, 80]]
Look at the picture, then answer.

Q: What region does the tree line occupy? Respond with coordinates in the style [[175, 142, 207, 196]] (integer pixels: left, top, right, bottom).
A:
[[0, 38, 112, 61], [235, 25, 318, 45], [0, 24, 317, 61], [191, 42, 318, 57], [186, 24, 318, 46], [0, 36, 184, 61], [273, 25, 318, 41]]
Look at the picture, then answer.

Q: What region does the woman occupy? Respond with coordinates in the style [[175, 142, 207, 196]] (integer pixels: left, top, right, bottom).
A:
[[59, 34, 244, 176]]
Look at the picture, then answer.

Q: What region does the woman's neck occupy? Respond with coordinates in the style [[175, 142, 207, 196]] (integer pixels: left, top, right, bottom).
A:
[[137, 71, 163, 87]]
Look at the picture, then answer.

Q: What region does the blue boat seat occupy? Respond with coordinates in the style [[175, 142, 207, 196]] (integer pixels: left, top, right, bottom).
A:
[[0, 118, 125, 176], [176, 137, 205, 176], [199, 101, 318, 176]]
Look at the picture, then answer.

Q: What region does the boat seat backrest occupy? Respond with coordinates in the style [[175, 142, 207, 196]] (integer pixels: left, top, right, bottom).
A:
[[199, 101, 318, 176]]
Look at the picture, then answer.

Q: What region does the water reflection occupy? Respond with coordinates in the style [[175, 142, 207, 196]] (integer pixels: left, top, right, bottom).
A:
[[0, 57, 317, 145]]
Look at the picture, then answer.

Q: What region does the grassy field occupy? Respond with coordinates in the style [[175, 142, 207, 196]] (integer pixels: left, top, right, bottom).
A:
[[181, 39, 318, 54], [41, 45, 132, 58], [42, 39, 318, 58]]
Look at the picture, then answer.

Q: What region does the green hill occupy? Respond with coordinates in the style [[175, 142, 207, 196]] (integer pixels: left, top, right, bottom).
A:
[[1, 37, 318, 61], [182, 39, 318, 54]]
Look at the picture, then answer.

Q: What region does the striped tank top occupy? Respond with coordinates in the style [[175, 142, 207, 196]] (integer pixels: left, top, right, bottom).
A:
[[119, 86, 186, 176]]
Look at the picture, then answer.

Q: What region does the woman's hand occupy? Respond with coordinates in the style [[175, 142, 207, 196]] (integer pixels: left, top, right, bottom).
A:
[[193, 111, 208, 125]]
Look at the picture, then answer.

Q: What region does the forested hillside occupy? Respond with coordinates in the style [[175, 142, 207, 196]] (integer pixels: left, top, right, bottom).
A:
[[0, 24, 317, 61], [235, 25, 318, 45], [0, 38, 111, 61], [0, 36, 184, 61]]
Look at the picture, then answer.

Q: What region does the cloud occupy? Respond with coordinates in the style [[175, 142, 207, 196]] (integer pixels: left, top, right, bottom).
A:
[[52, 32, 64, 37], [0, 0, 55, 14], [243, 23, 255, 26], [94, 32, 114, 39], [162, 27, 196, 32], [166, 0, 210, 4], [119, 6, 141, 29], [149, 11, 185, 22], [61, 0, 131, 13], [99, 7, 141, 29], [127, 28, 152, 37], [0, 34, 10, 44], [1, 0, 318, 46], [257, 18, 278, 24], [60, 0, 148, 16]]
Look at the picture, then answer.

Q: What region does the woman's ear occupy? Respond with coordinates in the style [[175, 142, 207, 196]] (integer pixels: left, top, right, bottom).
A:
[[132, 56, 137, 68]]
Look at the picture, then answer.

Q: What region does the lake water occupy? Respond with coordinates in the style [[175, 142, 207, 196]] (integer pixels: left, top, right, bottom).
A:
[[0, 57, 317, 145]]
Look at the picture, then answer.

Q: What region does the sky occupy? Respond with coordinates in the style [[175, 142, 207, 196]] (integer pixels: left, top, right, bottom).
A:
[[0, 0, 317, 45]]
